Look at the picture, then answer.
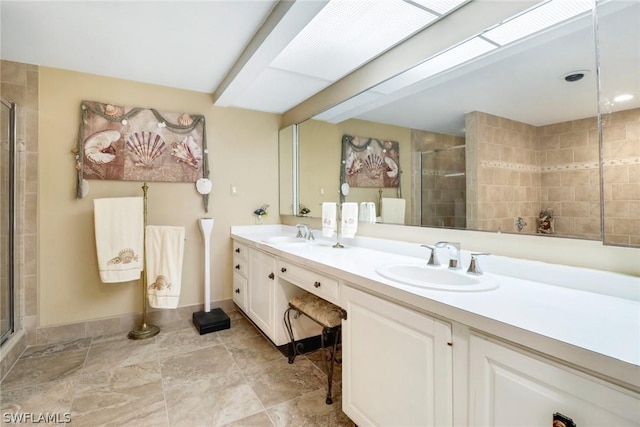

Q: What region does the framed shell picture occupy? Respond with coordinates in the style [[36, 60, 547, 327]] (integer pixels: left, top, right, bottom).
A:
[[75, 100, 210, 206], [341, 134, 400, 190]]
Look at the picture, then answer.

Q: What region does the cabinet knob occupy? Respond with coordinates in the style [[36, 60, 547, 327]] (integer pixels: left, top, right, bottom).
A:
[[314, 281, 321, 288], [281, 267, 287, 273], [268, 272, 275, 280], [235, 248, 240, 253], [234, 288, 240, 294], [235, 264, 240, 270]]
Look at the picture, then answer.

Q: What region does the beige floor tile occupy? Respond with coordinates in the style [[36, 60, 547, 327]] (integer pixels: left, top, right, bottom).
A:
[[69, 391, 168, 427], [160, 345, 238, 390], [73, 362, 164, 414], [83, 336, 158, 374], [244, 357, 327, 408], [222, 411, 275, 427], [1, 349, 86, 391], [20, 337, 92, 359], [165, 371, 263, 427], [217, 317, 261, 347], [0, 380, 75, 416], [305, 347, 342, 385], [225, 333, 284, 371], [157, 324, 223, 359], [267, 388, 354, 427]]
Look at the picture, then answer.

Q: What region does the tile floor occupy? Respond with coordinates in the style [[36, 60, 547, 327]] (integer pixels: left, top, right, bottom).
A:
[[0, 311, 355, 426]]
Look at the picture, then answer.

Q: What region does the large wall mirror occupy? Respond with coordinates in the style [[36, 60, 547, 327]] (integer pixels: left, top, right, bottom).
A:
[[280, 0, 639, 248]]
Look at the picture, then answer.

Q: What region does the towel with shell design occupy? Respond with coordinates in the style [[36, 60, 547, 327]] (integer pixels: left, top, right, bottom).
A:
[[94, 197, 144, 283], [145, 225, 185, 309]]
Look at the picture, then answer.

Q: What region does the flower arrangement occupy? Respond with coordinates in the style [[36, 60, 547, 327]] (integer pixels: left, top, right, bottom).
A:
[[299, 204, 311, 216], [253, 204, 269, 218]]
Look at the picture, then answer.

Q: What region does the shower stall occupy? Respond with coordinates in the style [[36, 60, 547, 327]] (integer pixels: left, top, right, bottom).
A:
[[1, 98, 16, 345], [420, 144, 466, 229]]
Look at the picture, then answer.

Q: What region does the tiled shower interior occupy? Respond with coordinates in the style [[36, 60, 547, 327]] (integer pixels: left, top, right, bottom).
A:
[[413, 108, 638, 245]]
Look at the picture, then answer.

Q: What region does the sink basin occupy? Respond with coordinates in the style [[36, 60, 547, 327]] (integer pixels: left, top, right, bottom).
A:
[[262, 236, 306, 245], [376, 263, 498, 292]]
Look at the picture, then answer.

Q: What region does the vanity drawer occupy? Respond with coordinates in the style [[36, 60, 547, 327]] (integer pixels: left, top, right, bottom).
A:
[[233, 256, 248, 279], [277, 260, 339, 305], [233, 242, 248, 260]]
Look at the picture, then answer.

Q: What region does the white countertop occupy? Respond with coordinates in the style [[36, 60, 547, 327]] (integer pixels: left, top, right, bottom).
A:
[[231, 225, 640, 390]]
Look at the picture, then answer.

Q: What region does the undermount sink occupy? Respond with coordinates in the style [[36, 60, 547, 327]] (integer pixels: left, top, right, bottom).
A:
[[376, 263, 499, 292], [262, 236, 310, 245]]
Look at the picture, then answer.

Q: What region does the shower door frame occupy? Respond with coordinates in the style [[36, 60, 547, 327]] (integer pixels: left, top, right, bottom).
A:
[[1, 97, 16, 345]]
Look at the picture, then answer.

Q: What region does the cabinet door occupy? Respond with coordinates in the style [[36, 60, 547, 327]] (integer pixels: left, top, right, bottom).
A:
[[232, 272, 247, 311], [469, 334, 640, 427], [247, 248, 276, 340], [341, 285, 453, 427]]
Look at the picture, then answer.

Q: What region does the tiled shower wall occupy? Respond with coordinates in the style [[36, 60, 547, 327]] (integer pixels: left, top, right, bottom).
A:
[[0, 60, 39, 378], [465, 111, 540, 233], [537, 116, 601, 240], [411, 129, 466, 228], [601, 107, 640, 247], [466, 108, 638, 244]]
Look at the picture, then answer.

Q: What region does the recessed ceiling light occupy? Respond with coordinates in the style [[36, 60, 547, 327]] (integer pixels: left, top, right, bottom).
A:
[[613, 94, 634, 103]]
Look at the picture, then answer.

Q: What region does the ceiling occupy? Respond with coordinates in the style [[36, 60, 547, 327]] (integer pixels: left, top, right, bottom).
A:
[[2, 0, 637, 129], [0, 0, 468, 114]]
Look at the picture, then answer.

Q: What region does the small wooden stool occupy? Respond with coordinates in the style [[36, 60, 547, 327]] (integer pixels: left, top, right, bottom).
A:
[[283, 293, 347, 404]]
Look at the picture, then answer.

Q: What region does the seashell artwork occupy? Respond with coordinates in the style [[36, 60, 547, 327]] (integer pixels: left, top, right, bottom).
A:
[[107, 248, 139, 265], [171, 135, 202, 169], [385, 156, 398, 178], [148, 275, 172, 291], [364, 153, 385, 179], [177, 113, 194, 126], [342, 134, 400, 190], [103, 104, 122, 117], [125, 131, 167, 167], [84, 130, 121, 164]]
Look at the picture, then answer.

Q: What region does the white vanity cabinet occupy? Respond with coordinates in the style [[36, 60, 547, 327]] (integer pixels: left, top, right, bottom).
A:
[[468, 334, 640, 427], [247, 247, 276, 340], [232, 241, 248, 311], [341, 284, 453, 427]]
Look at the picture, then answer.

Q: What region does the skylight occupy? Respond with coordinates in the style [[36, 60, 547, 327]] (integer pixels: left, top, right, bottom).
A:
[[269, 0, 468, 82]]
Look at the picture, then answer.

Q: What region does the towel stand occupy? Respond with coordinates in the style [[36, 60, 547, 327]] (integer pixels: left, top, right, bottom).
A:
[[128, 182, 160, 340]]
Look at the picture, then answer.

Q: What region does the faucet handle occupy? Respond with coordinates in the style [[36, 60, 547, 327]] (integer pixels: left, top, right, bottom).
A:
[[467, 253, 490, 275], [420, 245, 440, 267]]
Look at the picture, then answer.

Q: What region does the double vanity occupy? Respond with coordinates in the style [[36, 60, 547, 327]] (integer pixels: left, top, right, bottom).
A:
[[231, 224, 640, 427]]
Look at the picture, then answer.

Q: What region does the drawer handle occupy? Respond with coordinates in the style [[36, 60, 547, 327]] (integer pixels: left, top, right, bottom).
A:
[[268, 272, 275, 280], [314, 281, 321, 288], [281, 267, 287, 273], [235, 264, 240, 270], [235, 248, 240, 253], [234, 288, 240, 294]]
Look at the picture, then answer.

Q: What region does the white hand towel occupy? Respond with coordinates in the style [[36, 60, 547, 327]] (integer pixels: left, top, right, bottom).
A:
[[146, 225, 185, 309], [93, 197, 143, 283], [381, 198, 406, 225], [322, 202, 337, 238], [341, 202, 359, 238], [367, 202, 377, 223]]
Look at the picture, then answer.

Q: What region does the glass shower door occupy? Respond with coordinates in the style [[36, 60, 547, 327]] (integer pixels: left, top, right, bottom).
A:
[[1, 98, 16, 344]]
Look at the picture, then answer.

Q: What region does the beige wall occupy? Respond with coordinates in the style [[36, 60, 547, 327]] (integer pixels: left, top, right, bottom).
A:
[[39, 67, 280, 327]]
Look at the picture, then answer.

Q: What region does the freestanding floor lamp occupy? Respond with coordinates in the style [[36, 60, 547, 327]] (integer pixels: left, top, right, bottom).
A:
[[193, 217, 230, 334]]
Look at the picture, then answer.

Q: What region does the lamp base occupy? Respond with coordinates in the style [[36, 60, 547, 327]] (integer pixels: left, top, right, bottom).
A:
[[128, 323, 160, 340], [193, 308, 230, 335]]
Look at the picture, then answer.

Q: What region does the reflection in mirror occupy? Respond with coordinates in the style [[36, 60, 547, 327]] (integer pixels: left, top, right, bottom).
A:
[[597, 0, 640, 248], [294, 0, 614, 241], [278, 125, 295, 216]]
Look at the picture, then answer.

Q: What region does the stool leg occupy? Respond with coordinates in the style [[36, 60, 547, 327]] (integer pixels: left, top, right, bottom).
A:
[[283, 307, 297, 364]]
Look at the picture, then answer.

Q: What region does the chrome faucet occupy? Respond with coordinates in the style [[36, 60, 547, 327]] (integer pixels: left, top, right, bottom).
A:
[[295, 224, 307, 239], [435, 241, 462, 270], [420, 244, 440, 267], [295, 224, 315, 241], [467, 253, 490, 275]]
